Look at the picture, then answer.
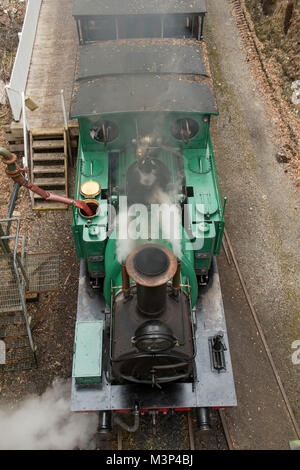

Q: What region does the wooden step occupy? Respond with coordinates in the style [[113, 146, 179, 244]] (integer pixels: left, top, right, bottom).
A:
[[33, 153, 65, 162], [33, 190, 66, 199], [4, 124, 23, 136], [33, 166, 65, 174], [33, 177, 66, 187], [31, 127, 64, 137], [9, 143, 24, 152], [7, 136, 23, 144], [33, 201, 68, 211], [32, 140, 64, 150]]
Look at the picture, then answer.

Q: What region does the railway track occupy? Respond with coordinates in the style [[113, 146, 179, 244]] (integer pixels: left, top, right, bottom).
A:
[[222, 229, 300, 441], [229, 0, 275, 87], [96, 407, 233, 451]]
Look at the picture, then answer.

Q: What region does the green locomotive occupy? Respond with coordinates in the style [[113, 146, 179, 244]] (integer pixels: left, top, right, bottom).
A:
[[1, 0, 237, 433], [69, 0, 236, 432]]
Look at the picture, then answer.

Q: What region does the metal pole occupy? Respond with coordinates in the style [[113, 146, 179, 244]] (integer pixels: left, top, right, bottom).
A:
[[60, 89, 68, 130], [200, 15, 204, 40], [160, 16, 164, 38], [21, 91, 28, 168], [115, 17, 119, 40], [61, 89, 73, 165]]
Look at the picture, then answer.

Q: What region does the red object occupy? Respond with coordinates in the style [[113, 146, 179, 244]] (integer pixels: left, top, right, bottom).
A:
[[212, 406, 233, 410], [22, 180, 94, 216], [174, 407, 192, 411], [1, 151, 94, 217]]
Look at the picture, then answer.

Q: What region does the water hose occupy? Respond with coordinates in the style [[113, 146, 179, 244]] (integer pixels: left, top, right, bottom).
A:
[[0, 148, 93, 217]]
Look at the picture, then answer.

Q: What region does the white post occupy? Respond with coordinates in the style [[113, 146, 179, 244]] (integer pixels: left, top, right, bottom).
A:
[[21, 91, 28, 168], [60, 89, 68, 130]]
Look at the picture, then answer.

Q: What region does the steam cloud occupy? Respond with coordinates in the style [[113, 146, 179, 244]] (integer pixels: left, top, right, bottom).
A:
[[115, 112, 184, 263], [115, 189, 182, 264], [0, 380, 97, 450]]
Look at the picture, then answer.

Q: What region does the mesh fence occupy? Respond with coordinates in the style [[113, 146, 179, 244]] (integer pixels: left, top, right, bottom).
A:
[[0, 253, 59, 313], [25, 253, 60, 292], [0, 254, 24, 313]]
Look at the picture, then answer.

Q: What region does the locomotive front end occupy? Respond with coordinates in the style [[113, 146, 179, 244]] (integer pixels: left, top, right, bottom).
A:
[[111, 244, 195, 386]]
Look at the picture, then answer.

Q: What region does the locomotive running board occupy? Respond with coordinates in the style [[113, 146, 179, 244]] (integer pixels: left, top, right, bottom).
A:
[[71, 258, 237, 412]]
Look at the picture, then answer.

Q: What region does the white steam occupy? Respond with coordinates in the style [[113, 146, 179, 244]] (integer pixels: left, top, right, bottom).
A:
[[0, 380, 97, 450], [115, 188, 182, 263], [149, 187, 182, 259]]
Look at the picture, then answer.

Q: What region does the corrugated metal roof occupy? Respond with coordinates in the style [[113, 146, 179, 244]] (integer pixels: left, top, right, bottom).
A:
[[73, 0, 207, 17]]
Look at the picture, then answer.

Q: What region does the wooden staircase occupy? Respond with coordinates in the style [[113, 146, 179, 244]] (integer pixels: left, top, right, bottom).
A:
[[30, 128, 68, 210]]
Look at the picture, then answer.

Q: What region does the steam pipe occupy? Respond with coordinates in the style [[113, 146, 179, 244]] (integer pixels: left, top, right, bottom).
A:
[[121, 262, 131, 298], [114, 405, 140, 433], [98, 411, 112, 434], [0, 148, 94, 216], [172, 259, 181, 296]]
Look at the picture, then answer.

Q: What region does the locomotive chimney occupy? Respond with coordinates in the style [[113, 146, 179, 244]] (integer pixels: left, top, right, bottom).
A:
[[126, 244, 177, 316]]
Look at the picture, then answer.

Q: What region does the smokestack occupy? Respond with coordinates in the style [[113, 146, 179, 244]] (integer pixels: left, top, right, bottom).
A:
[[126, 244, 177, 316]]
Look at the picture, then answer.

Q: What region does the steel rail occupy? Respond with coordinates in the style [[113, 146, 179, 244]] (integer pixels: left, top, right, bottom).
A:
[[223, 228, 300, 439], [187, 409, 234, 450], [117, 428, 123, 450], [187, 411, 195, 450], [218, 409, 234, 450]]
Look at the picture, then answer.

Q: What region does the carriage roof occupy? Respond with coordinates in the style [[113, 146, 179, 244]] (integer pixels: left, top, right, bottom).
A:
[[73, 0, 207, 17], [77, 39, 208, 79], [70, 39, 217, 118]]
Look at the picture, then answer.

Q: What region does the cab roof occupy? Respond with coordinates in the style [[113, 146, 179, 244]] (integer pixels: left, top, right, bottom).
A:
[[70, 38, 217, 118]]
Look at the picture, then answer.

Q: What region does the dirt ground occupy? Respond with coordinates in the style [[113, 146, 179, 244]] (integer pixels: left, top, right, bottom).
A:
[[0, 0, 299, 449], [0, 1, 25, 215], [207, 0, 300, 437], [245, 0, 300, 103]]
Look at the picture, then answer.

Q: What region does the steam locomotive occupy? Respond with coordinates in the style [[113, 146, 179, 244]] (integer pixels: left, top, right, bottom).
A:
[[1, 0, 237, 435], [67, 0, 237, 434]]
